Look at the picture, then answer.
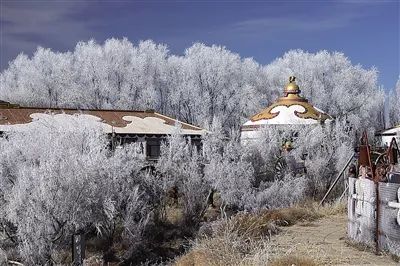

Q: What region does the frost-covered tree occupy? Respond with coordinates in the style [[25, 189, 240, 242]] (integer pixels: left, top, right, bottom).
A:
[[204, 131, 254, 210], [0, 49, 73, 108], [293, 121, 354, 198], [156, 127, 211, 226], [0, 39, 385, 132], [206, 121, 354, 210], [245, 126, 293, 183], [0, 116, 155, 264], [177, 44, 262, 129], [0, 39, 169, 112], [244, 174, 308, 211], [388, 78, 400, 127]]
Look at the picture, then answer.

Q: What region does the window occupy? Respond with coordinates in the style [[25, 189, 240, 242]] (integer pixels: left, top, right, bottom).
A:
[[146, 139, 160, 159]]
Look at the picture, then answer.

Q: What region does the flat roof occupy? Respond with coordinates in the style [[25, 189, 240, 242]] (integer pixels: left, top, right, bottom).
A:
[[0, 105, 205, 135]]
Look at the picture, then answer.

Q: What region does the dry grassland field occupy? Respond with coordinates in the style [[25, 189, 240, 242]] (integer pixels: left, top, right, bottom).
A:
[[174, 202, 398, 266]]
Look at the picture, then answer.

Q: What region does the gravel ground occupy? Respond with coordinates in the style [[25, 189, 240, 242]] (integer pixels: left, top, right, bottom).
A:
[[268, 214, 397, 265]]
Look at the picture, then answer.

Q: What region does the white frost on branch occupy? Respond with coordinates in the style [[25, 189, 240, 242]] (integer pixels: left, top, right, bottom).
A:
[[0, 39, 385, 131]]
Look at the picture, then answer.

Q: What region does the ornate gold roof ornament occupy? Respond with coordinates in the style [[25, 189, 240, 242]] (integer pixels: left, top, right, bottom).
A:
[[250, 76, 331, 122], [284, 76, 301, 95]]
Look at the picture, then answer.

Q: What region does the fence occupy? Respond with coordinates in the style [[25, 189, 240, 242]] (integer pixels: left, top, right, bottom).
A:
[[348, 177, 400, 255]]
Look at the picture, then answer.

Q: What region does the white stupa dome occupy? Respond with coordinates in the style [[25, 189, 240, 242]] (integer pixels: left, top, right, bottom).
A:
[[241, 76, 332, 143]]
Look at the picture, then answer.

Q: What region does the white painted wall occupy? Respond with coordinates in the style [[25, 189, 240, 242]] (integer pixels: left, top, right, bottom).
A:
[[381, 127, 400, 147]]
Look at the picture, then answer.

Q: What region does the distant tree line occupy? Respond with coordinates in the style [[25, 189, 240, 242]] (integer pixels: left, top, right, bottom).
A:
[[1, 38, 395, 130]]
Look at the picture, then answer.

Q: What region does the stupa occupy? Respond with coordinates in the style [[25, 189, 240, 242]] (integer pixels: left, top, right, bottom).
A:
[[241, 76, 332, 143]]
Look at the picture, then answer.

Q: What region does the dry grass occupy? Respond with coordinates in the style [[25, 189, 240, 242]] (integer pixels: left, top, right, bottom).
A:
[[344, 238, 376, 253], [266, 207, 322, 226], [210, 205, 324, 241], [174, 236, 243, 266], [315, 200, 347, 216], [174, 204, 329, 266], [174, 232, 271, 266], [175, 210, 275, 266], [166, 206, 184, 224], [269, 255, 318, 266], [216, 212, 280, 240]]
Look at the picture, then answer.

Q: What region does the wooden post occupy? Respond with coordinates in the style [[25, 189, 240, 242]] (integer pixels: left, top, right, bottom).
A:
[[362, 131, 381, 253], [72, 232, 85, 265]]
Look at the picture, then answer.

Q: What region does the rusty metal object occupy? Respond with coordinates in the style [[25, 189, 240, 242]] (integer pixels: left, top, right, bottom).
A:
[[358, 132, 377, 180], [373, 138, 400, 182], [387, 137, 399, 165], [359, 145, 371, 167], [357, 132, 379, 252], [375, 164, 389, 182]]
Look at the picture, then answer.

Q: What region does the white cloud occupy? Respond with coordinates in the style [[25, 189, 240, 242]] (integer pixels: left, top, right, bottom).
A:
[[231, 11, 365, 35]]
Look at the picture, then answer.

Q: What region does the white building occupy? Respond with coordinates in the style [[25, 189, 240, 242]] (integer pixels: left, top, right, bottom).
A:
[[241, 76, 332, 144], [379, 125, 400, 147], [0, 100, 206, 159]]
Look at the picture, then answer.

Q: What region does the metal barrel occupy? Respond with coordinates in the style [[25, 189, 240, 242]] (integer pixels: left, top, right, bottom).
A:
[[378, 182, 400, 254], [348, 178, 376, 246]]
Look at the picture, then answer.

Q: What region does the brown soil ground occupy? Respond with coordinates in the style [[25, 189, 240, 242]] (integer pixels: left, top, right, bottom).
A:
[[268, 214, 397, 265]]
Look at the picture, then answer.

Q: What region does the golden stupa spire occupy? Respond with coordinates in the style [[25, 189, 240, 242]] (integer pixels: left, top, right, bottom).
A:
[[249, 76, 331, 122], [284, 76, 301, 95]]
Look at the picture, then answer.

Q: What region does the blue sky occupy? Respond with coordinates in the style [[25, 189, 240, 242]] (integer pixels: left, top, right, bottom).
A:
[[1, 0, 399, 91]]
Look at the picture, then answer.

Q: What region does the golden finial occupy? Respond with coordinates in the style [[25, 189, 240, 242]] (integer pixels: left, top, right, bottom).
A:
[[284, 76, 300, 94]]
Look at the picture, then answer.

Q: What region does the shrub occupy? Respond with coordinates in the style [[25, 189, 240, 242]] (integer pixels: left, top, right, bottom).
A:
[[0, 116, 153, 264]]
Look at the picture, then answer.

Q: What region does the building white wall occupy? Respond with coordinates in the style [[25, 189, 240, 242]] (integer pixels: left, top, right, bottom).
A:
[[381, 127, 400, 147]]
